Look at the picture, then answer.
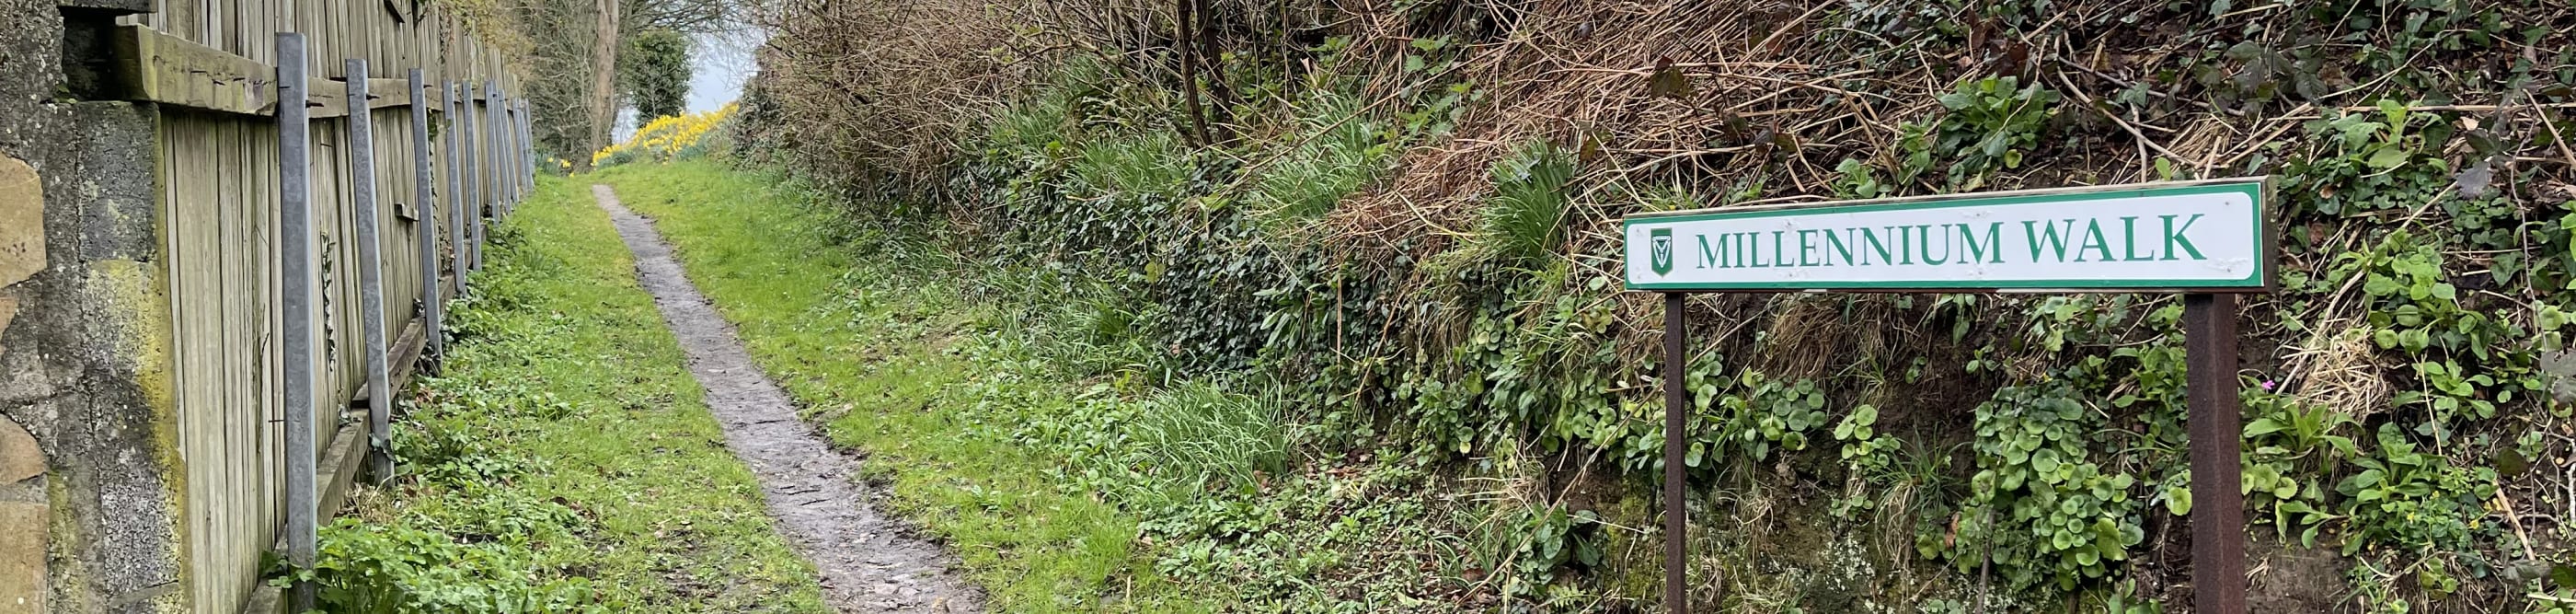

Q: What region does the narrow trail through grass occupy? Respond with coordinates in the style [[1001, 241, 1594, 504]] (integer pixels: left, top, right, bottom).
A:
[[594, 160, 1500, 613], [593, 162, 1217, 612], [330, 176, 826, 613], [591, 183, 984, 612]]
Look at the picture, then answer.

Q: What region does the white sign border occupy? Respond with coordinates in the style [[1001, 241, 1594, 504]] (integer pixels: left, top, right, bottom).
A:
[[1622, 178, 2275, 293]]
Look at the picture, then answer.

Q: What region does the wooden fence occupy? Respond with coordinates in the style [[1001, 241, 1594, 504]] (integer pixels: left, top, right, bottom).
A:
[[108, 1, 531, 611]]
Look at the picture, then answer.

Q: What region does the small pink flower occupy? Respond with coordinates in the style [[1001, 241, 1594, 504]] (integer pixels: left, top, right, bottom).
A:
[[2260, 380, 2277, 391]]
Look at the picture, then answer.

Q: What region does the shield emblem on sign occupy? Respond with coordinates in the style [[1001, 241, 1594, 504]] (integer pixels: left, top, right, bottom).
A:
[[1650, 228, 1674, 275]]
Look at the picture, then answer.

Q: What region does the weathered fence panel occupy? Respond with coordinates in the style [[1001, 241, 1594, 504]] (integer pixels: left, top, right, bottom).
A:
[[112, 1, 529, 610]]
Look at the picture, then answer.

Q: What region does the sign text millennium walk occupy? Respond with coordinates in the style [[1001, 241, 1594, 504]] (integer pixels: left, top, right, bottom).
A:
[[1624, 179, 2272, 292]]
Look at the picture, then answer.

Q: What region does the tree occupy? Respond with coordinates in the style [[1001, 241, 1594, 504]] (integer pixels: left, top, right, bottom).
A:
[[586, 0, 621, 160], [623, 29, 692, 122]]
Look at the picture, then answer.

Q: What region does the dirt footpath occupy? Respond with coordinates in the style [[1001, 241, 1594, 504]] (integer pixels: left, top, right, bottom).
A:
[[592, 184, 984, 613]]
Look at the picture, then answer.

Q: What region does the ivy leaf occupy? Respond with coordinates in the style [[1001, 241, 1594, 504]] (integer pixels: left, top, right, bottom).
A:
[[2555, 563, 2576, 590], [2493, 252, 2524, 285], [2497, 447, 2531, 477], [2465, 130, 2504, 156], [1647, 57, 1695, 99]]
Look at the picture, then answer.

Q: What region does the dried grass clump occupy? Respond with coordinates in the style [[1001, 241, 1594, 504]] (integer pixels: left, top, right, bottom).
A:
[[1321, 0, 2576, 288], [2285, 321, 2393, 422]]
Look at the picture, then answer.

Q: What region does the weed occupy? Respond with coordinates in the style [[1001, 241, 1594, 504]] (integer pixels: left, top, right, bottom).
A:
[[1247, 90, 1391, 221], [1478, 140, 1577, 266], [1131, 382, 1288, 497]]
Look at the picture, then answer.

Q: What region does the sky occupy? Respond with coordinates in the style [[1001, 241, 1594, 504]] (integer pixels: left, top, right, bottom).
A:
[[688, 26, 763, 113], [613, 25, 763, 140]]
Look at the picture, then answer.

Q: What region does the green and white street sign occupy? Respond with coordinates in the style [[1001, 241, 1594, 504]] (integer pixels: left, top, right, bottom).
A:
[[1623, 179, 2272, 292]]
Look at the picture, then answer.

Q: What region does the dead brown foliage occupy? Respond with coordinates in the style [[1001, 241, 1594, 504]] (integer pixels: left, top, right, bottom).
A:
[[744, 0, 1041, 191]]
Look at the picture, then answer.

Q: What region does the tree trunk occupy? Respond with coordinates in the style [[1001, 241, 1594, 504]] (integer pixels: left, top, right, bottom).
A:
[[1193, 0, 1233, 110], [1175, 0, 1209, 147], [585, 0, 622, 161]]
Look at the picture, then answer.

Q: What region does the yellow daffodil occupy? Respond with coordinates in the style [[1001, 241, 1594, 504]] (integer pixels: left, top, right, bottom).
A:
[[591, 103, 737, 168]]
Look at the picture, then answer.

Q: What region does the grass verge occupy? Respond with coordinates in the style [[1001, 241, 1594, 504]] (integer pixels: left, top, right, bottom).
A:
[[319, 175, 828, 613], [594, 160, 1508, 613]]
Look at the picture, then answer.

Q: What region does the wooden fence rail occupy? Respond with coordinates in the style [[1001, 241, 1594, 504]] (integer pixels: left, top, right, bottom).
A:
[[105, 1, 533, 611]]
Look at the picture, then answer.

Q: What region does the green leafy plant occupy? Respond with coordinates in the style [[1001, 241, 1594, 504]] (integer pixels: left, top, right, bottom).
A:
[[2237, 396, 2352, 548], [1935, 383, 2143, 592], [2278, 100, 2481, 219], [1831, 158, 1887, 199], [286, 516, 602, 613], [1731, 373, 1829, 462], [2338, 231, 2545, 438], [1833, 403, 1897, 476], [1483, 504, 1606, 599], [1932, 76, 2060, 187], [2333, 424, 2499, 555]]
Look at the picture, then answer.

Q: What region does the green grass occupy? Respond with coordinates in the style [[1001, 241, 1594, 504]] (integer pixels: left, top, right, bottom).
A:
[[592, 160, 1502, 613], [592, 161, 1213, 613], [327, 175, 827, 613]]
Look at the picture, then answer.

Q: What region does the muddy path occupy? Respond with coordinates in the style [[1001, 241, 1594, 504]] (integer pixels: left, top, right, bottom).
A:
[[592, 184, 984, 613]]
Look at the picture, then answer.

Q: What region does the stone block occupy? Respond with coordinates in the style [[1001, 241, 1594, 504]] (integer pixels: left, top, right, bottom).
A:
[[0, 500, 40, 614], [0, 416, 34, 484], [0, 294, 15, 356], [0, 155, 39, 289]]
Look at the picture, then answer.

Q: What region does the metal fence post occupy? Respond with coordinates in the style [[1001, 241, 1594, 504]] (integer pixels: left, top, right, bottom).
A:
[[346, 60, 394, 484], [503, 90, 518, 214], [522, 101, 535, 195], [518, 100, 534, 193], [460, 83, 482, 272], [408, 70, 441, 372], [484, 82, 505, 216], [444, 84, 466, 291], [274, 32, 317, 614], [515, 99, 530, 204]]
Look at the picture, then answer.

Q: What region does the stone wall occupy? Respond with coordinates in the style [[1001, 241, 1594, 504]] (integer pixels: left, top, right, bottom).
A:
[[0, 1, 190, 612]]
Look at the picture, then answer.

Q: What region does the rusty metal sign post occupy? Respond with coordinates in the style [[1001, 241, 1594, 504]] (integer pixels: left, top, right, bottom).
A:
[[1622, 179, 2272, 614]]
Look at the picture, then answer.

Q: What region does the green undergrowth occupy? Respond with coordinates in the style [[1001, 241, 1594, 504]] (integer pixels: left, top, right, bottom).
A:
[[305, 176, 828, 613], [592, 160, 1541, 612], [718, 2, 2576, 608]]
